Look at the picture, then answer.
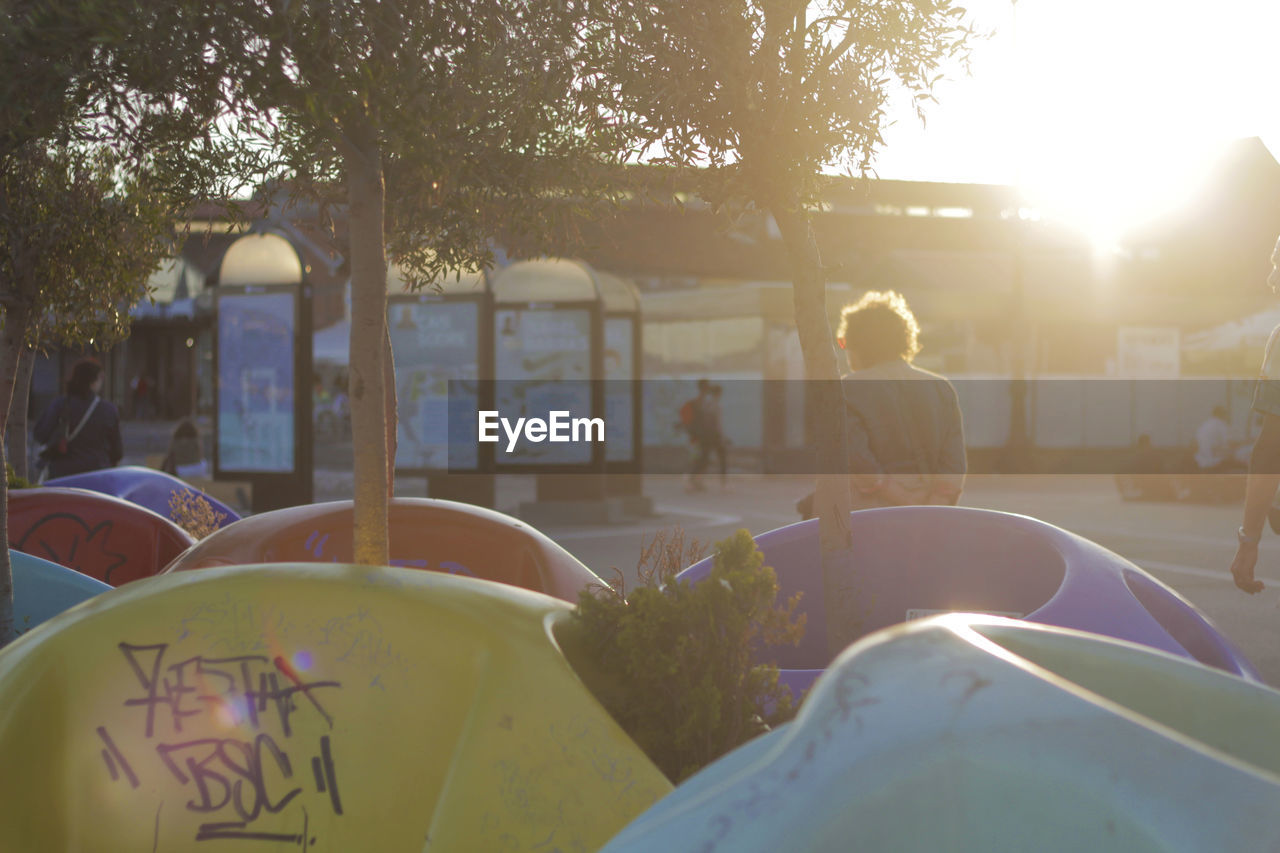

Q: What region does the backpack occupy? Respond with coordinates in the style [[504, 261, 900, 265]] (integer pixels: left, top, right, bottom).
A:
[[36, 413, 71, 478], [679, 398, 699, 432]]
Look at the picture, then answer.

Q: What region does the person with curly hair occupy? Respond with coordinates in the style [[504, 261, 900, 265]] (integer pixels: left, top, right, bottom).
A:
[[836, 290, 966, 509]]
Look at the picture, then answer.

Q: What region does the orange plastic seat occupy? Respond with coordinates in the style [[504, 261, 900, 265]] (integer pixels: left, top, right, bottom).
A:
[[162, 498, 604, 601], [9, 487, 195, 586]]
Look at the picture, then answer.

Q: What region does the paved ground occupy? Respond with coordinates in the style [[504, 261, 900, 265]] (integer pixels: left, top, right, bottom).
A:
[[119, 420, 1280, 688]]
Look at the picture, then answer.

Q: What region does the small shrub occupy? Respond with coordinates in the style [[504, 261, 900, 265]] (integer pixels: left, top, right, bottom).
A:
[[563, 528, 805, 783], [169, 489, 227, 539], [589, 526, 707, 599], [7, 464, 32, 489]]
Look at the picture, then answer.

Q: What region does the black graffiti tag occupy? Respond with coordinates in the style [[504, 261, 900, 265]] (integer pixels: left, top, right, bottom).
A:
[[118, 643, 340, 738], [16, 513, 128, 582], [157, 734, 301, 819], [102, 641, 345, 845]]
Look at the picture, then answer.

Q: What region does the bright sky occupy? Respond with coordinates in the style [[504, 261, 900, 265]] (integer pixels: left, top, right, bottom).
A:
[[871, 0, 1280, 239]]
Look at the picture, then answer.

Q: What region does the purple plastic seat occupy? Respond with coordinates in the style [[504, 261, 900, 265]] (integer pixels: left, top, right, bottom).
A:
[[676, 506, 1258, 696], [44, 465, 239, 529]]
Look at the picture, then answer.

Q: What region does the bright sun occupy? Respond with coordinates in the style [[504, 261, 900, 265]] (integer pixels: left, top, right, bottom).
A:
[[1017, 135, 1222, 249], [871, 0, 1280, 248], [1005, 0, 1249, 248]]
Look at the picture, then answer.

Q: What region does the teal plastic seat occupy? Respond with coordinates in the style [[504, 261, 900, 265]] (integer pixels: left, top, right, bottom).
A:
[[11, 550, 110, 637], [603, 615, 1280, 852]]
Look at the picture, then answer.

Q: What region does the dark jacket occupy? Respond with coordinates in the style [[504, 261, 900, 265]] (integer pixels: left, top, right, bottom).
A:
[[34, 393, 123, 479]]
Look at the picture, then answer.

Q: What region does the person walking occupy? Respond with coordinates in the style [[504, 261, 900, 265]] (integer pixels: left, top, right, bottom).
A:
[[680, 379, 712, 493], [838, 290, 966, 509], [33, 357, 123, 480], [130, 373, 154, 420], [1228, 234, 1280, 594], [691, 383, 729, 489]]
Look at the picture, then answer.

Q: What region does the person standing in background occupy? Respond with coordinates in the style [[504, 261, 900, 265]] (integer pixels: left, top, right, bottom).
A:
[[1194, 406, 1238, 474], [34, 357, 123, 479], [160, 418, 210, 480], [1193, 405, 1246, 502]]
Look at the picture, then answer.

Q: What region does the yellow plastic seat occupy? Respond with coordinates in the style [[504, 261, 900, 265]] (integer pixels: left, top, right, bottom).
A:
[[0, 565, 669, 851]]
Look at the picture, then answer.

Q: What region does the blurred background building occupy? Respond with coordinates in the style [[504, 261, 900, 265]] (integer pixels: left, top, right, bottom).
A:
[[33, 137, 1280, 473]]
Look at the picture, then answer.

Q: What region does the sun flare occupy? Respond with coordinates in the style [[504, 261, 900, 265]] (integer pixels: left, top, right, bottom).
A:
[[872, 0, 1280, 247]]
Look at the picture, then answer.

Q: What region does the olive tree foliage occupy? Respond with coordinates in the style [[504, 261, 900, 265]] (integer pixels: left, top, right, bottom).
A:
[[130, 0, 631, 565], [1, 0, 119, 158], [585, 0, 975, 654], [0, 145, 173, 645], [1, 0, 250, 197], [0, 0, 244, 646]]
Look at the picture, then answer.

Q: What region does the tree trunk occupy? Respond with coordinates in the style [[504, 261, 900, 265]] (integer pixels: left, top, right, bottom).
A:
[[345, 143, 391, 566], [8, 347, 33, 481], [0, 304, 30, 647], [769, 202, 857, 661]]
